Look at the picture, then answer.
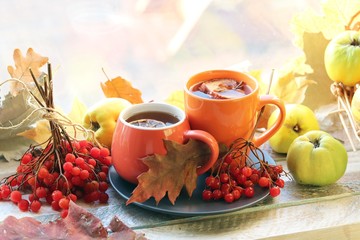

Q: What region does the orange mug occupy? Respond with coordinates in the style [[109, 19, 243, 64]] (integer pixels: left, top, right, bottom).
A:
[[111, 102, 219, 184], [184, 70, 285, 147]]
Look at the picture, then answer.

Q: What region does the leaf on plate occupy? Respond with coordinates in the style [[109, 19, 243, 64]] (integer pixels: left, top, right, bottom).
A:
[[101, 76, 143, 104], [17, 119, 51, 147], [7, 48, 48, 95], [126, 139, 212, 205], [165, 90, 184, 110]]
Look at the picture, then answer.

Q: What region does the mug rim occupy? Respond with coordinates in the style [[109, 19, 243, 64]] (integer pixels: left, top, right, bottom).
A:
[[119, 102, 186, 130], [184, 69, 259, 102]]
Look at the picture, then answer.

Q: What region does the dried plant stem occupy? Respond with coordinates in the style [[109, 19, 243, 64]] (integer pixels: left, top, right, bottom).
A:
[[331, 82, 360, 152], [249, 69, 275, 141], [0, 75, 100, 146]]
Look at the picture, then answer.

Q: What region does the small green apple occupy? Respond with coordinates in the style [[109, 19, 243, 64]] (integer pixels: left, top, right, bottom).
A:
[[324, 30, 360, 87], [287, 130, 348, 186], [267, 104, 320, 154]]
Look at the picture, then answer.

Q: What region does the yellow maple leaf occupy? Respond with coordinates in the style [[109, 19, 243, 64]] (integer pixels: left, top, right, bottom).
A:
[[291, 0, 360, 48], [17, 119, 50, 147], [18, 98, 88, 146], [289, 1, 360, 109], [7, 48, 48, 95], [165, 90, 185, 110], [101, 76, 143, 104], [67, 97, 87, 125], [272, 70, 316, 105]]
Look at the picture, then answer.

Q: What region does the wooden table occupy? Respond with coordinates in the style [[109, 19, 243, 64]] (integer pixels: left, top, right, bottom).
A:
[[0, 148, 359, 239]]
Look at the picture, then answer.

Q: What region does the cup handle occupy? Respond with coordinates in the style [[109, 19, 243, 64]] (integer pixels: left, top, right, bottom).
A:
[[253, 95, 286, 147], [183, 130, 219, 175]]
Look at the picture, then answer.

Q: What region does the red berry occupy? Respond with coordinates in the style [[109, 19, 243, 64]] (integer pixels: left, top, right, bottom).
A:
[[88, 158, 97, 167], [58, 198, 70, 210], [220, 173, 229, 183], [275, 178, 285, 188], [212, 189, 223, 200], [205, 176, 215, 187], [10, 190, 22, 203], [244, 187, 255, 198], [210, 177, 221, 189], [202, 190, 212, 201], [232, 189, 241, 200], [270, 186, 281, 197], [18, 199, 29, 211], [258, 177, 270, 188], [63, 162, 73, 172], [71, 167, 81, 176], [99, 192, 109, 203], [21, 153, 32, 164], [224, 154, 233, 164], [30, 200, 41, 212], [65, 153, 76, 163], [99, 182, 108, 192], [51, 201, 61, 211], [79, 170, 90, 180], [52, 190, 63, 202], [100, 148, 110, 158], [38, 167, 49, 179], [224, 193, 234, 203], [241, 166, 252, 177], [60, 209, 69, 218], [90, 147, 101, 159], [35, 187, 47, 198], [1, 185, 11, 199]]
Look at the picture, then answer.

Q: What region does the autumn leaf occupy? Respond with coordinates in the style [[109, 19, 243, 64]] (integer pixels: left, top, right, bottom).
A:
[[101, 76, 143, 104], [126, 139, 212, 205], [271, 70, 317, 105], [165, 90, 184, 110], [289, 0, 360, 109], [67, 97, 87, 125], [17, 98, 88, 146], [7, 48, 48, 95]]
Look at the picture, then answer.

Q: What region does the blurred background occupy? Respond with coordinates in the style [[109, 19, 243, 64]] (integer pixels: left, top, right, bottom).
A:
[[0, 0, 320, 111]]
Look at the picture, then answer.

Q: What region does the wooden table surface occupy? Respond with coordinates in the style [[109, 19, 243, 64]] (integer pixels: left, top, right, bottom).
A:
[[0, 148, 359, 239]]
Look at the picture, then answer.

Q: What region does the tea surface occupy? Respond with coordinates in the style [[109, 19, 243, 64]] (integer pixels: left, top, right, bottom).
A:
[[190, 78, 252, 99], [127, 111, 179, 128]]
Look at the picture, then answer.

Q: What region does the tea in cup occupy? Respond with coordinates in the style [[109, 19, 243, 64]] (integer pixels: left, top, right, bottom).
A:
[[111, 102, 219, 184], [184, 70, 285, 147]]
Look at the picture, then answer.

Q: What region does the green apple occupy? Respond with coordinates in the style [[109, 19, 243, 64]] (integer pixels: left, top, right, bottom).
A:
[[324, 30, 360, 87], [267, 104, 320, 154], [351, 86, 360, 123], [286, 130, 348, 186]]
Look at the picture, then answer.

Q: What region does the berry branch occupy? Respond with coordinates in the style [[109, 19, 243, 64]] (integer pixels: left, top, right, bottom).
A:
[[202, 70, 290, 203], [0, 63, 112, 217]]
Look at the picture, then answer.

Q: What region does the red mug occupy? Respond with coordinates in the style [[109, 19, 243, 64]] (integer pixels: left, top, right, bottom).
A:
[[111, 102, 219, 184]]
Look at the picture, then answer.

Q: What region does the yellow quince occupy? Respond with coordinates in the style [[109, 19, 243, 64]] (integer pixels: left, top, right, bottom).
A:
[[83, 98, 131, 148]]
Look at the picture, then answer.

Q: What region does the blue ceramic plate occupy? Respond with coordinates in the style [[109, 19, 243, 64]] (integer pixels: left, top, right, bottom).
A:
[[109, 150, 276, 216]]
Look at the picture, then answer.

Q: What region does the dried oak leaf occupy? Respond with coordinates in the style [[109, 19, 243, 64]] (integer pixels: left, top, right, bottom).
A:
[[101, 76, 143, 104], [7, 48, 48, 95], [126, 139, 211, 205]]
